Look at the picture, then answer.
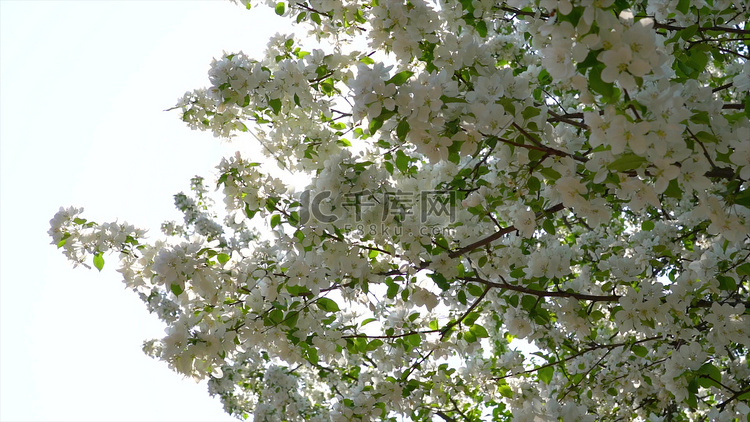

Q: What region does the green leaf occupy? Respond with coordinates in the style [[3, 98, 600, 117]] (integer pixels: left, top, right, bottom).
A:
[[361, 318, 377, 326], [522, 106, 541, 120], [270, 214, 281, 228], [286, 285, 309, 296], [470, 324, 489, 338], [543, 219, 556, 235], [663, 178, 683, 200], [366, 339, 384, 351], [641, 220, 655, 231], [268, 309, 283, 325], [537, 68, 552, 84], [527, 176, 541, 193], [396, 119, 410, 140], [589, 66, 615, 99], [316, 297, 340, 312], [217, 253, 231, 264], [439, 95, 467, 104], [590, 310, 605, 321], [696, 363, 722, 388], [538, 366, 554, 384], [694, 131, 718, 143], [282, 311, 299, 328], [386, 282, 399, 299], [576, 50, 600, 71], [395, 150, 409, 174], [405, 333, 421, 347], [631, 344, 648, 357], [690, 110, 710, 125], [463, 312, 480, 326], [474, 20, 487, 37], [510, 267, 526, 279], [275, 2, 285, 15], [608, 154, 647, 172], [429, 272, 450, 290], [170, 283, 183, 296], [466, 283, 484, 297], [734, 189, 750, 208], [736, 263, 750, 277], [498, 384, 513, 398], [521, 295, 537, 312], [386, 71, 414, 86], [320, 79, 335, 95], [539, 167, 561, 181], [93, 252, 104, 271], [679, 24, 699, 40], [57, 233, 71, 248], [245, 204, 257, 219], [716, 275, 737, 291], [269, 98, 282, 115], [696, 363, 721, 380], [676, 0, 690, 14], [457, 290, 467, 305], [369, 117, 383, 134]]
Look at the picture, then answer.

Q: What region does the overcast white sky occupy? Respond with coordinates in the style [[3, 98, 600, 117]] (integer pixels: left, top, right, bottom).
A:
[[0, 1, 290, 420]]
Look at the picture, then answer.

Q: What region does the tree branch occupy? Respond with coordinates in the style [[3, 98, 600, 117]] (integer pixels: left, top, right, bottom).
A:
[[461, 275, 620, 302], [653, 22, 750, 36], [448, 203, 565, 258]]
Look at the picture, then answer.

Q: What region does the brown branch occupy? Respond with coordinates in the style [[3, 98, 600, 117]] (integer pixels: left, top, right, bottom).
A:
[[715, 46, 749, 60], [495, 136, 570, 157], [435, 411, 458, 422], [498, 5, 548, 18], [548, 110, 589, 129], [508, 124, 589, 162], [341, 329, 439, 340], [493, 336, 663, 381], [512, 122, 545, 147], [687, 128, 719, 171], [448, 203, 565, 258], [719, 385, 750, 411], [461, 275, 620, 302], [712, 82, 733, 93], [559, 348, 612, 400], [653, 22, 750, 36], [401, 286, 490, 380], [704, 167, 736, 179], [449, 397, 473, 422]]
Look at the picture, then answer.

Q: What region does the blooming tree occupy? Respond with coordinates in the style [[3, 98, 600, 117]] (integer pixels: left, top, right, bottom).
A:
[[50, 0, 750, 420]]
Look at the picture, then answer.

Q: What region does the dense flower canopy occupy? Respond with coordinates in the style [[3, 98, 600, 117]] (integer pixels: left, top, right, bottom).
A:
[[50, 0, 750, 420]]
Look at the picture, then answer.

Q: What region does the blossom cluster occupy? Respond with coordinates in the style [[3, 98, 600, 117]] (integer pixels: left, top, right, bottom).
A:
[[52, 0, 750, 420]]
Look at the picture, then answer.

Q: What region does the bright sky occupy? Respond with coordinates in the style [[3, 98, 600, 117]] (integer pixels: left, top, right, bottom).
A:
[[0, 1, 290, 420]]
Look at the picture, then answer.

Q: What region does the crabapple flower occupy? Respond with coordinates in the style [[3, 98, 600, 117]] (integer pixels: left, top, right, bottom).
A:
[[599, 45, 651, 91]]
